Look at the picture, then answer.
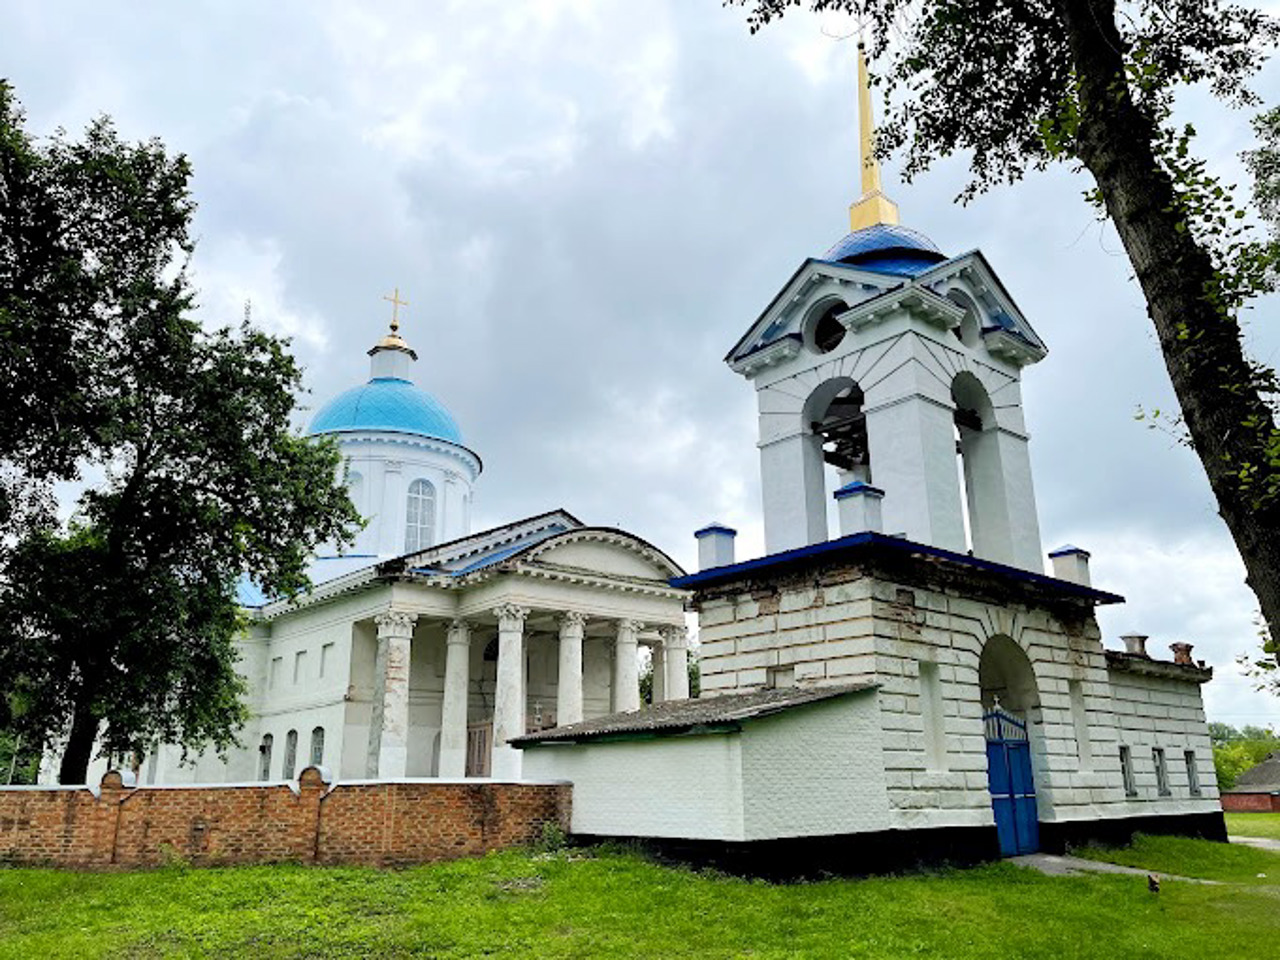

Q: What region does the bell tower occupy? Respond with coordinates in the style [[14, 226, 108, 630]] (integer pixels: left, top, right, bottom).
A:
[[725, 45, 1047, 572]]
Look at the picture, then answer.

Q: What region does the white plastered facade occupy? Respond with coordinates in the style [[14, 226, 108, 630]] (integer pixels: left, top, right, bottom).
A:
[[691, 563, 1219, 837], [108, 523, 690, 787]]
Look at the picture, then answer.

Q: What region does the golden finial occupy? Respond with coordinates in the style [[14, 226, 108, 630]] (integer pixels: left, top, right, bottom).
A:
[[373, 287, 412, 351], [849, 42, 899, 232]]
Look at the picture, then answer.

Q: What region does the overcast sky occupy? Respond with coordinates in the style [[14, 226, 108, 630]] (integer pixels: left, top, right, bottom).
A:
[[5, 0, 1279, 729]]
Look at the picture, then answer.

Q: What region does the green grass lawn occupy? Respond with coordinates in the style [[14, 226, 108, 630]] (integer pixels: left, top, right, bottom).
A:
[[1075, 832, 1279, 884], [1226, 811, 1280, 840], [2, 842, 1279, 959]]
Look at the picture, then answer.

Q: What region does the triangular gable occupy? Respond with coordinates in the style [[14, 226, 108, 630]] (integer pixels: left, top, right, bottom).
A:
[[388, 508, 583, 576], [912, 250, 1047, 356], [507, 526, 687, 582], [725, 258, 906, 366]]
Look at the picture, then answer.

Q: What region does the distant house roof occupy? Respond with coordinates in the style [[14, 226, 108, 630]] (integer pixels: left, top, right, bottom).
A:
[[1227, 751, 1280, 793], [512, 683, 877, 746]]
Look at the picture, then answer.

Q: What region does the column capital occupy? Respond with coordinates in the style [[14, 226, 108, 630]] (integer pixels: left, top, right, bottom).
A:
[[661, 625, 689, 649], [616, 618, 644, 636], [494, 603, 530, 628], [374, 610, 417, 637], [558, 610, 588, 631], [446, 619, 472, 645]]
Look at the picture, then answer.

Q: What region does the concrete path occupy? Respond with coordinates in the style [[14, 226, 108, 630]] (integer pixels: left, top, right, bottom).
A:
[[1010, 853, 1218, 884], [1230, 835, 1280, 853]]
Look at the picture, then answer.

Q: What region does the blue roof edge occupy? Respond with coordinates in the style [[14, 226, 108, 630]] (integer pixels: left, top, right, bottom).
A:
[[669, 531, 1123, 605]]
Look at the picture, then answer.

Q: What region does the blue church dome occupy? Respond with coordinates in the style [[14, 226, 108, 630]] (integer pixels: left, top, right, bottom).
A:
[[309, 377, 464, 444], [824, 223, 947, 277]]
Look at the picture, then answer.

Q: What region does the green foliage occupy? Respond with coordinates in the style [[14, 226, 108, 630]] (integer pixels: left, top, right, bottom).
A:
[[1211, 722, 1279, 790], [639, 649, 701, 704], [0, 730, 38, 785], [1, 846, 1279, 957], [0, 84, 361, 781]]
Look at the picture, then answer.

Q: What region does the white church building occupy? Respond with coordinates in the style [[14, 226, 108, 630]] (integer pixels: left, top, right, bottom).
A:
[[102, 307, 692, 787], [68, 46, 1225, 872]]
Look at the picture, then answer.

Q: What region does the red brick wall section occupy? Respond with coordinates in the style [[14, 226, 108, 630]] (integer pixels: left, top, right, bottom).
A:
[[0, 767, 571, 870], [1221, 792, 1280, 813]]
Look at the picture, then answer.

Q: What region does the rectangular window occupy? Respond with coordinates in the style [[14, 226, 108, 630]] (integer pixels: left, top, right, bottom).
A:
[[320, 642, 335, 679], [919, 661, 948, 770], [293, 650, 307, 684], [1120, 745, 1138, 797], [1185, 750, 1202, 796], [269, 656, 282, 689], [1153, 747, 1171, 797]]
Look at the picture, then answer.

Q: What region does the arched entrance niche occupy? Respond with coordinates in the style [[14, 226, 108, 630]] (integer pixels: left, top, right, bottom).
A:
[[978, 634, 1041, 716], [952, 371, 1013, 562], [978, 634, 1042, 855], [801, 375, 870, 541]]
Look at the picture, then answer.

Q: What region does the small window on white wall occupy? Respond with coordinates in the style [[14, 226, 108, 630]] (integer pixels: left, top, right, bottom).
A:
[[405, 479, 437, 552], [310, 726, 325, 766], [1185, 750, 1202, 796], [259, 734, 273, 781], [283, 729, 298, 780]]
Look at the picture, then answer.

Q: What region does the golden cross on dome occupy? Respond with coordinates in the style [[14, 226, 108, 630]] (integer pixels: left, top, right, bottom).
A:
[[383, 287, 409, 334]]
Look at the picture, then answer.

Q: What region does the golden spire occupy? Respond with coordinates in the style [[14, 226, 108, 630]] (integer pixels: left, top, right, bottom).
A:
[[373, 287, 412, 351], [849, 43, 899, 232]]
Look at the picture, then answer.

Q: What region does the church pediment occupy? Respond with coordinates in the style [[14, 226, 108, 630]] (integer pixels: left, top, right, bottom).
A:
[[913, 251, 1048, 364], [507, 528, 686, 585], [726, 259, 902, 374]]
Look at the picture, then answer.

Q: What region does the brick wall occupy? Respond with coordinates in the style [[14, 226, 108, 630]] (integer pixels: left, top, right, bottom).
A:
[[0, 767, 571, 870], [1221, 792, 1280, 812]]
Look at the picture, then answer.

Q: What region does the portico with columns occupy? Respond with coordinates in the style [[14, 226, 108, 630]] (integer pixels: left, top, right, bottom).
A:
[[196, 512, 690, 786]]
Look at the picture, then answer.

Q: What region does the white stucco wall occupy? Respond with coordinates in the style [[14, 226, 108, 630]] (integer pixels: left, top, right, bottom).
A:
[[523, 734, 747, 840], [740, 693, 890, 840], [522, 690, 891, 842]]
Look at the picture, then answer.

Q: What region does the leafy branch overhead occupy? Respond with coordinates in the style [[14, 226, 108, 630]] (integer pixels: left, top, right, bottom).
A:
[[731, 0, 1280, 666], [0, 83, 361, 783]]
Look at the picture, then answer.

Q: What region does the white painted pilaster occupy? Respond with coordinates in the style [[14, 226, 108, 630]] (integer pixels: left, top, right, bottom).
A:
[[613, 619, 642, 713], [371, 610, 416, 778], [663, 626, 691, 701], [491, 603, 529, 778], [438, 618, 471, 778], [556, 611, 586, 727]]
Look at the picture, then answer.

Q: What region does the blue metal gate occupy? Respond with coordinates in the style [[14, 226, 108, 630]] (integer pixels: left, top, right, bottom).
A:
[[984, 707, 1039, 856]]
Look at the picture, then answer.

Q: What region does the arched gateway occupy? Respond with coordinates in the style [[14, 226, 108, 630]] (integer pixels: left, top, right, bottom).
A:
[[980, 635, 1042, 855]]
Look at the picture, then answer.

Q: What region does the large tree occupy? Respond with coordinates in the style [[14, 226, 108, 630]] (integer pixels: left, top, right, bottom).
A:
[[730, 1, 1280, 650], [0, 84, 360, 783]]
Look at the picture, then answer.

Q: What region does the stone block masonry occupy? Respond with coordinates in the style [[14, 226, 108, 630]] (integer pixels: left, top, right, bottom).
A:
[[0, 767, 571, 870]]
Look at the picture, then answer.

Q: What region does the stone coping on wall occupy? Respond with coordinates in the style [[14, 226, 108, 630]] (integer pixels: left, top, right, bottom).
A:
[[1104, 650, 1213, 684]]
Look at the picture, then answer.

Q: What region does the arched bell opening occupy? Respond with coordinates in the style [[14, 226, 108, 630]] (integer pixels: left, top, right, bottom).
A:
[[952, 371, 1011, 561], [801, 376, 870, 541]]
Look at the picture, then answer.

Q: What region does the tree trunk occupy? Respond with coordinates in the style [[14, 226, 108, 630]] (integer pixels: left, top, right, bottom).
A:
[[1057, 0, 1280, 645], [57, 698, 99, 785]]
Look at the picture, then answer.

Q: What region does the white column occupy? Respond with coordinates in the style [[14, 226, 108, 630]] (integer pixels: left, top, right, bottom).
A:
[[491, 603, 529, 779], [438, 618, 471, 778], [556, 611, 586, 726], [663, 626, 691, 701], [372, 610, 416, 778], [651, 641, 667, 703], [613, 619, 642, 713]]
